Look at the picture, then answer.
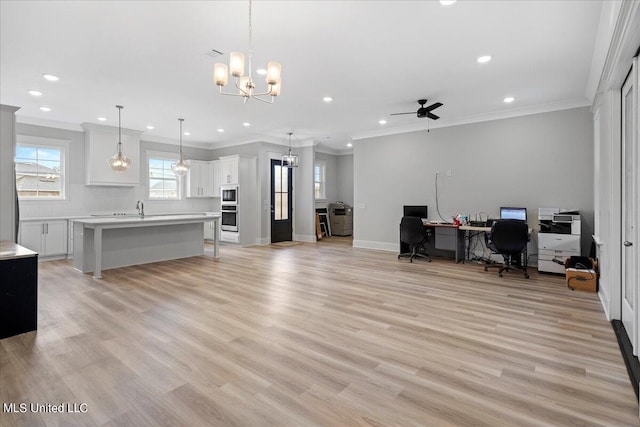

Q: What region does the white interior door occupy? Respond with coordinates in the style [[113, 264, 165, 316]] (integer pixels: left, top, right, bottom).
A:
[[621, 58, 638, 354]]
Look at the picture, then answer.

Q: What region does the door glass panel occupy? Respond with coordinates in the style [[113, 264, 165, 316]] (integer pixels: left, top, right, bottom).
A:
[[280, 192, 288, 220], [274, 165, 282, 192], [275, 193, 283, 220], [281, 166, 288, 192], [624, 85, 634, 308], [273, 164, 289, 221]]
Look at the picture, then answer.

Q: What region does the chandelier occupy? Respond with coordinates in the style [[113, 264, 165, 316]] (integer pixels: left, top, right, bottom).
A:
[[171, 118, 190, 176], [213, 0, 282, 103], [107, 105, 131, 172], [282, 132, 298, 168]]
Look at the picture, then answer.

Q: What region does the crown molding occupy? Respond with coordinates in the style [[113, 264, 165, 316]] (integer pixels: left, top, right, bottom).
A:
[[140, 133, 215, 149], [351, 98, 590, 141], [16, 115, 83, 132], [1, 104, 21, 113], [80, 122, 143, 138], [591, 0, 640, 111]]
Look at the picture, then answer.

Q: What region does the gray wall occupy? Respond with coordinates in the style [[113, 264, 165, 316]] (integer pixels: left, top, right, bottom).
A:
[[314, 151, 338, 209], [353, 107, 594, 257], [1, 105, 19, 241], [295, 146, 316, 241], [336, 154, 353, 206], [16, 123, 215, 218]]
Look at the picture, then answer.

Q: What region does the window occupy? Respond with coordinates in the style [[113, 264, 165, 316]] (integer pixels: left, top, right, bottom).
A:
[[15, 143, 65, 199], [148, 156, 179, 199], [314, 163, 326, 200]]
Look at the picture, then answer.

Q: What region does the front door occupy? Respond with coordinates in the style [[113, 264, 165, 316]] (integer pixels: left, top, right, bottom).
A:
[[271, 159, 293, 243], [621, 58, 638, 354]]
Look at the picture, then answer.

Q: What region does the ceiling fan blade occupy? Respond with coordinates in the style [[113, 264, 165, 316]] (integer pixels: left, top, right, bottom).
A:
[[427, 113, 440, 120], [390, 112, 415, 116], [425, 102, 443, 112]]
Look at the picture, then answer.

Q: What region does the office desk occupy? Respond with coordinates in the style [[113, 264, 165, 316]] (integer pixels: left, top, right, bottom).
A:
[[459, 225, 490, 262], [399, 221, 465, 263], [458, 225, 532, 265]]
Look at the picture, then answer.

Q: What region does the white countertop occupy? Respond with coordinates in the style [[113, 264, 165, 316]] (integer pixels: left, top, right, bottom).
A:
[[21, 212, 220, 222], [74, 213, 220, 227], [0, 241, 38, 260]]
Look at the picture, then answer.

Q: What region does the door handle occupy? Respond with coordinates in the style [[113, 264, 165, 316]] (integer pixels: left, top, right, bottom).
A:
[[624, 241, 633, 247]]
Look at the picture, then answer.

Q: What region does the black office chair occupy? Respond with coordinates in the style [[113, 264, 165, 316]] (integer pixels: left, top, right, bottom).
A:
[[398, 216, 431, 263], [484, 219, 529, 278]]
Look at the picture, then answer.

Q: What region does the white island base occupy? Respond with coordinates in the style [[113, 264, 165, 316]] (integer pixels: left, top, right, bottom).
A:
[[73, 214, 219, 279]]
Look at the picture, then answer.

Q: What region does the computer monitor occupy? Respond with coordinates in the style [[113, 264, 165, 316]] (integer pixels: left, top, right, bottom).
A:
[[500, 207, 527, 221], [403, 205, 428, 219]]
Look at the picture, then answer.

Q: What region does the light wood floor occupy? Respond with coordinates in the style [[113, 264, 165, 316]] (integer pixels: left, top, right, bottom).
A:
[[1, 242, 638, 426]]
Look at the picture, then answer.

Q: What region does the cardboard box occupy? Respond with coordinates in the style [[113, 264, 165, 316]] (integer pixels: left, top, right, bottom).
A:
[[564, 257, 598, 292], [566, 268, 598, 292]]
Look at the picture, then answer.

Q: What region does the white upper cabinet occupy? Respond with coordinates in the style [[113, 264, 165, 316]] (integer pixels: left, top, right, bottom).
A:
[[220, 155, 239, 185], [82, 123, 142, 186], [186, 160, 216, 198], [212, 160, 222, 197]]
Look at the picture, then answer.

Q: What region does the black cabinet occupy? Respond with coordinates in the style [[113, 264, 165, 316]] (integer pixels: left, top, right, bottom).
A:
[[0, 255, 38, 339]]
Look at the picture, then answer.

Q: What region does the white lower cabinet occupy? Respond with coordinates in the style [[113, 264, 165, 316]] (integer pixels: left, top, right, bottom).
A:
[[220, 230, 239, 243], [204, 220, 218, 241], [19, 220, 68, 258]]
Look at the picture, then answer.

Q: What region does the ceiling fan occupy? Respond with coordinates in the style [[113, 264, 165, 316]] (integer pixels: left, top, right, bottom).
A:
[[391, 99, 443, 120]]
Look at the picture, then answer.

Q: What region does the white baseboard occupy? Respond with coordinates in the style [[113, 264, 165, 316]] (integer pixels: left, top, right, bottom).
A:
[[294, 234, 316, 243], [256, 237, 269, 245], [598, 288, 611, 320], [352, 240, 397, 252]]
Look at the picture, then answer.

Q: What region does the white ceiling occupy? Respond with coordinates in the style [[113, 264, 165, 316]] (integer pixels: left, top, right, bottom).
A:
[[0, 0, 602, 153]]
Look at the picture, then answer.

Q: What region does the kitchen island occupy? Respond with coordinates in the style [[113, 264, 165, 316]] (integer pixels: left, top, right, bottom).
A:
[[73, 213, 220, 279]]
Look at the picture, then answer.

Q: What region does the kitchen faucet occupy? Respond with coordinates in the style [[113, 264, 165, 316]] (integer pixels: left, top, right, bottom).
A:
[[136, 200, 144, 218]]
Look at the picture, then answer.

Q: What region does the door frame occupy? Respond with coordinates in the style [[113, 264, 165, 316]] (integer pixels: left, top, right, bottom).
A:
[[620, 58, 638, 354]]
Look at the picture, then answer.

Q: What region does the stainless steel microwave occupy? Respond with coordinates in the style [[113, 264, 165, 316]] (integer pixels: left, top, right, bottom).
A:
[[221, 185, 238, 205]]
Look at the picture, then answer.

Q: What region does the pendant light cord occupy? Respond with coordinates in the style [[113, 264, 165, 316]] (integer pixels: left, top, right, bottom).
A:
[[179, 118, 184, 158], [116, 105, 123, 154], [248, 0, 253, 81]]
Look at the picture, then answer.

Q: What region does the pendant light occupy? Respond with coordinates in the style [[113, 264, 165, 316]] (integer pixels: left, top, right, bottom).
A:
[[282, 132, 298, 168], [171, 118, 190, 176], [107, 105, 131, 172], [213, 0, 282, 103]]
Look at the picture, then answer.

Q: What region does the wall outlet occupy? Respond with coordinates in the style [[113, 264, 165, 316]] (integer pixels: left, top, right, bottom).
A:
[[446, 169, 452, 177], [359, 203, 366, 209]]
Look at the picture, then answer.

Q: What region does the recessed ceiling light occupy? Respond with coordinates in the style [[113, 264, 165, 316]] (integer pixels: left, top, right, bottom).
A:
[[97, 117, 107, 122], [146, 125, 155, 130], [440, 0, 456, 5], [242, 122, 251, 127], [477, 55, 492, 63], [28, 90, 42, 97], [322, 96, 333, 103], [42, 74, 59, 82], [347, 143, 353, 148], [379, 119, 387, 125], [39, 106, 51, 112], [217, 128, 224, 133], [183, 132, 191, 136], [503, 96, 515, 103], [256, 69, 267, 76]]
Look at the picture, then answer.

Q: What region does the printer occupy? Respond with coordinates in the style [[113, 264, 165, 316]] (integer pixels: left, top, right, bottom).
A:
[[539, 208, 581, 235], [538, 208, 581, 274]]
